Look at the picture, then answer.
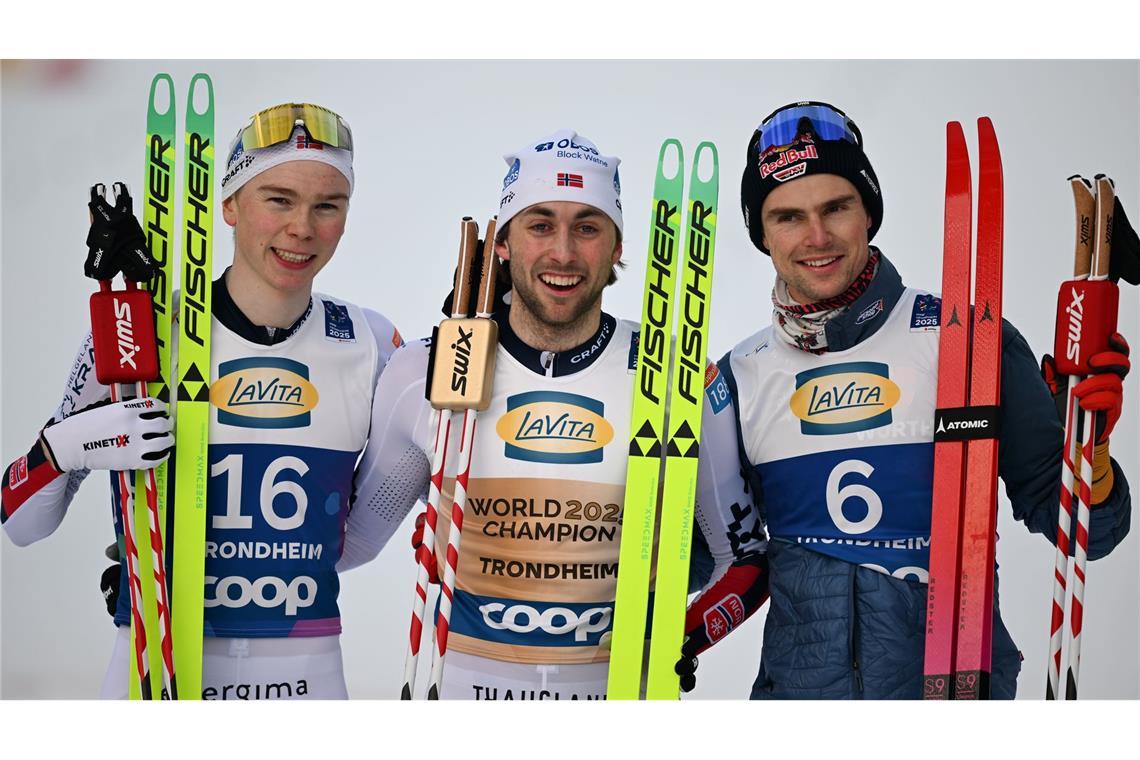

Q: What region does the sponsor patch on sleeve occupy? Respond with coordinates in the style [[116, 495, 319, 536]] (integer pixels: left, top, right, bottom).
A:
[[9, 456, 29, 489], [322, 300, 357, 342], [703, 593, 746, 644], [704, 363, 731, 415], [910, 294, 941, 332], [627, 331, 639, 372], [391, 327, 404, 348]]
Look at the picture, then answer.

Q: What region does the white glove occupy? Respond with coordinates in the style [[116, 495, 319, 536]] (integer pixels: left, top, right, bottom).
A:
[[40, 397, 173, 473]]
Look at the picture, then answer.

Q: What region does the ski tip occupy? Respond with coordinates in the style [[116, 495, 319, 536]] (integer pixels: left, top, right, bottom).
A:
[[400, 684, 413, 700], [188, 73, 215, 115], [658, 139, 684, 180]]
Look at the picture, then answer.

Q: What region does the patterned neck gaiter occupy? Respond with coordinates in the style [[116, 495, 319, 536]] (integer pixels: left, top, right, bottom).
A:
[[771, 247, 880, 354]]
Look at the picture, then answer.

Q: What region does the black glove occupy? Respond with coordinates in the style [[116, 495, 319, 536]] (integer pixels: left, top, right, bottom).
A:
[[1110, 196, 1140, 286], [675, 636, 700, 693], [440, 240, 510, 317], [85, 183, 157, 283], [100, 563, 121, 617]]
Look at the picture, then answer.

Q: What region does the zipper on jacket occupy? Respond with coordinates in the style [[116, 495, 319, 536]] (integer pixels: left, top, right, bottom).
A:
[[847, 563, 864, 697]]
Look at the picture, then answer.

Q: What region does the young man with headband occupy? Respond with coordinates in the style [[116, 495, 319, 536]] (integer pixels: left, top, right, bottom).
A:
[[2, 103, 404, 699]]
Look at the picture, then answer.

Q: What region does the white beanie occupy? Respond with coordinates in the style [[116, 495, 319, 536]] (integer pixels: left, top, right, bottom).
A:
[[220, 124, 354, 201], [498, 129, 622, 234]]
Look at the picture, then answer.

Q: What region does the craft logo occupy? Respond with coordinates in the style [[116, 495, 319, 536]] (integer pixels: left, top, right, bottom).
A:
[[789, 361, 899, 435], [503, 158, 520, 189], [759, 144, 818, 180], [557, 172, 584, 188], [496, 391, 613, 464], [703, 593, 746, 644], [211, 357, 319, 429], [500, 190, 515, 209], [855, 298, 884, 326]]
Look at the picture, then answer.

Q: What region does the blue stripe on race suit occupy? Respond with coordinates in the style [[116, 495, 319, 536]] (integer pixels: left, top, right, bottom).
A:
[[202, 442, 358, 637], [758, 441, 934, 580], [450, 590, 613, 648]]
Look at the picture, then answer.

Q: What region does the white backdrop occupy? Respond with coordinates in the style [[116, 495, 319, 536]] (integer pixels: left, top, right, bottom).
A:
[[2, 59, 1137, 699]]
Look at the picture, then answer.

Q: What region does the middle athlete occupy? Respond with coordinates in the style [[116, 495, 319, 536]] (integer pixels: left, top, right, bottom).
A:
[[353, 129, 769, 699]]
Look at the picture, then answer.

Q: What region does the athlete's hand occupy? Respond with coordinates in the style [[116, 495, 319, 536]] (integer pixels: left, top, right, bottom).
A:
[[1073, 332, 1130, 444], [86, 182, 157, 283], [675, 636, 700, 693], [412, 511, 440, 584], [40, 397, 172, 473]]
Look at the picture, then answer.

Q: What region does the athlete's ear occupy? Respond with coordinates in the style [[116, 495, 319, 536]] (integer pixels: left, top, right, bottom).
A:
[[611, 239, 622, 268], [495, 238, 510, 262], [221, 193, 239, 228]]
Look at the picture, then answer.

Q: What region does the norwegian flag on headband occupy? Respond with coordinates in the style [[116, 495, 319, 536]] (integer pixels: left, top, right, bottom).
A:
[[295, 133, 325, 150], [557, 172, 584, 188]]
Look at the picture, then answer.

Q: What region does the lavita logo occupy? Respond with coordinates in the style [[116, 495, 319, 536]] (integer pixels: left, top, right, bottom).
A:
[[211, 357, 319, 429], [496, 391, 614, 464]]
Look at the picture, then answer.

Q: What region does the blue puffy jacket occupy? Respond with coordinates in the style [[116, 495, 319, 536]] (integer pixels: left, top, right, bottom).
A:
[[718, 253, 1131, 699]]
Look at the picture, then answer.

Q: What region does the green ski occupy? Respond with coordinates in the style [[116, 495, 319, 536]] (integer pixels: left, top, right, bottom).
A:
[[607, 140, 685, 699], [171, 72, 214, 700], [130, 73, 177, 700], [646, 142, 718, 698]]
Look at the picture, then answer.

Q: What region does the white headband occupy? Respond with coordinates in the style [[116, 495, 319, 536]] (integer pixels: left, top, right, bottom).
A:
[[498, 129, 622, 234], [220, 125, 354, 201]]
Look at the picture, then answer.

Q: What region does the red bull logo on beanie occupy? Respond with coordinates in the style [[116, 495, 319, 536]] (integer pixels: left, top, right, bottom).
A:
[[760, 144, 819, 180]]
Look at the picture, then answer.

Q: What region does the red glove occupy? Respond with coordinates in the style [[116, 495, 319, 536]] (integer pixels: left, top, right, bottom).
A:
[[1073, 332, 1130, 444], [412, 511, 440, 584]]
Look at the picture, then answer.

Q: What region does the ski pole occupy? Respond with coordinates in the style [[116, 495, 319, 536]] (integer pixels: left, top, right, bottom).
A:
[[1063, 175, 1116, 699], [427, 218, 500, 700], [400, 218, 479, 699], [1046, 176, 1094, 700]]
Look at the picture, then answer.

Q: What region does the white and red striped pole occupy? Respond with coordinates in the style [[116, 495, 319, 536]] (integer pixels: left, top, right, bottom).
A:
[[401, 219, 480, 700], [427, 219, 499, 700], [1063, 175, 1115, 699], [1046, 176, 1094, 699]]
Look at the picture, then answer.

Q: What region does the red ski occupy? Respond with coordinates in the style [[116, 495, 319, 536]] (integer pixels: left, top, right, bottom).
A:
[[922, 121, 972, 700], [923, 117, 1004, 699]]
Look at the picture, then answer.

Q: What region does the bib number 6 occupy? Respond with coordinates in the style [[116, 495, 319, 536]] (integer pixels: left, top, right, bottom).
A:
[[825, 459, 882, 535]]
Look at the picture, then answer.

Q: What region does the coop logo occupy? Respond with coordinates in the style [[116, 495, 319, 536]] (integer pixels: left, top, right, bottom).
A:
[[789, 361, 899, 435], [211, 357, 319, 429], [204, 574, 316, 617], [478, 601, 612, 646], [496, 391, 613, 464]]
